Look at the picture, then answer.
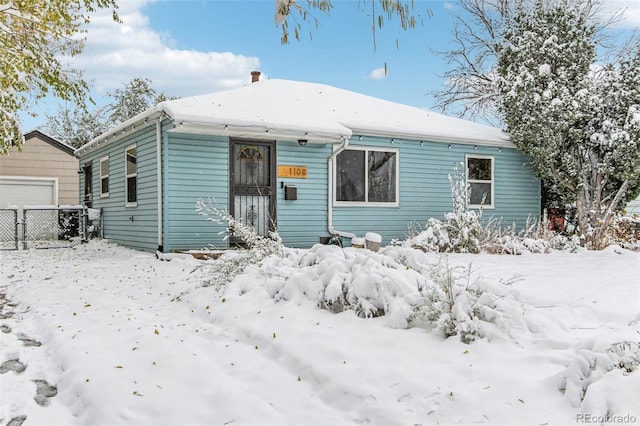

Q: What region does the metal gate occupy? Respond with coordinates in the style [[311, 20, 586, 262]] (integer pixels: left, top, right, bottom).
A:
[[0, 209, 19, 250], [0, 206, 102, 250], [229, 139, 276, 244]]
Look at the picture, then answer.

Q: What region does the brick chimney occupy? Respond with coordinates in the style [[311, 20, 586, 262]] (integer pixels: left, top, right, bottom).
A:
[[251, 71, 261, 83]]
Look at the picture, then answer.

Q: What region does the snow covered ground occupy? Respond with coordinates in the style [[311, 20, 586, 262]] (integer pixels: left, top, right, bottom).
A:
[[1, 240, 639, 426]]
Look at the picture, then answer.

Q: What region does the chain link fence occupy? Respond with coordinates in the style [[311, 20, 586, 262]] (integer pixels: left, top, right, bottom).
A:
[[0, 206, 102, 250], [0, 209, 19, 250]]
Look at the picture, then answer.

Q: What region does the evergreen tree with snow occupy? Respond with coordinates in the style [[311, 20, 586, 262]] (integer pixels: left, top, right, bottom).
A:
[[497, 1, 640, 249]]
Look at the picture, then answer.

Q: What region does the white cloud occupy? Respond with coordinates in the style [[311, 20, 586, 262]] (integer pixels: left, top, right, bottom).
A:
[[443, 2, 456, 12], [599, 0, 640, 27], [72, 0, 261, 98], [369, 67, 387, 80]]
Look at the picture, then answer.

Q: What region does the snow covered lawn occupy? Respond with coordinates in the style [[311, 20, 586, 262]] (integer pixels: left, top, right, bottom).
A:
[[1, 241, 639, 425]]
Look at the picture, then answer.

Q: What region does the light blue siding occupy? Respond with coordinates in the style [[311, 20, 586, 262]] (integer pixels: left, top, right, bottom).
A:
[[332, 136, 540, 245], [163, 137, 332, 250], [163, 132, 229, 252], [78, 124, 160, 252], [276, 141, 332, 247]]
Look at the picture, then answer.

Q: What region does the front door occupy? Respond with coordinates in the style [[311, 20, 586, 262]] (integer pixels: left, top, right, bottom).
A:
[[83, 162, 93, 208], [229, 139, 276, 243]]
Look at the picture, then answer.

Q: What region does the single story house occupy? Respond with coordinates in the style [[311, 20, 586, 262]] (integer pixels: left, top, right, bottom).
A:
[[75, 74, 541, 253], [0, 130, 79, 210]]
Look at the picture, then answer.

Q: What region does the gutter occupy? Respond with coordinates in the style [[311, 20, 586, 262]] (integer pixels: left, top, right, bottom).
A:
[[75, 107, 164, 156], [327, 136, 356, 240], [156, 116, 163, 252], [346, 127, 513, 148]]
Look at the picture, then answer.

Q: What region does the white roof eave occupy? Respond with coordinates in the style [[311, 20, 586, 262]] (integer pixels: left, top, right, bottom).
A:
[[167, 122, 347, 144], [348, 127, 513, 148], [75, 106, 165, 156]]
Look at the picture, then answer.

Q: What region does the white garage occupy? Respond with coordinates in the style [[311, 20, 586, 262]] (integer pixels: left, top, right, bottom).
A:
[[0, 176, 58, 210]]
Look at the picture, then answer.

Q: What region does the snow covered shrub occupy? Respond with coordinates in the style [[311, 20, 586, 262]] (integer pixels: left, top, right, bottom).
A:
[[195, 198, 284, 287], [559, 346, 615, 408], [411, 258, 516, 343], [558, 341, 640, 408], [406, 166, 575, 254], [607, 341, 640, 373], [601, 214, 640, 248], [481, 214, 576, 254], [411, 166, 482, 253], [273, 245, 422, 328], [410, 218, 451, 252]]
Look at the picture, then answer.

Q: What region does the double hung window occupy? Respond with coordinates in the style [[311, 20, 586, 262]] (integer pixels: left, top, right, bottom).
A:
[[466, 155, 494, 208], [100, 156, 109, 197], [125, 146, 137, 206]]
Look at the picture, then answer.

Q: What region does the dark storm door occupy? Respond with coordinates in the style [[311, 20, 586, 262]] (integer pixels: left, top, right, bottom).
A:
[[83, 162, 93, 208], [229, 139, 276, 243]]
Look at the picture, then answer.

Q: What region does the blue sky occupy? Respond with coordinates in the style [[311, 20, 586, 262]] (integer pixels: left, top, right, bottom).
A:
[[20, 0, 640, 133]]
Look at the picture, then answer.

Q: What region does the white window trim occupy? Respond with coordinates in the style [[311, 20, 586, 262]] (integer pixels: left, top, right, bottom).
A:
[[334, 146, 400, 207], [466, 154, 495, 209], [100, 156, 109, 198], [125, 145, 137, 207]]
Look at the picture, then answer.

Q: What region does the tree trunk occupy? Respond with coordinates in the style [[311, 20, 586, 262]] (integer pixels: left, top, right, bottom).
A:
[[576, 187, 589, 247], [590, 180, 630, 250]]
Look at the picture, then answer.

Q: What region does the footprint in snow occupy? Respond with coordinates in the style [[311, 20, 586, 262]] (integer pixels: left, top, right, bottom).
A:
[[0, 358, 26, 374], [0, 293, 60, 424], [33, 379, 58, 406], [7, 416, 27, 426], [17, 334, 41, 347]]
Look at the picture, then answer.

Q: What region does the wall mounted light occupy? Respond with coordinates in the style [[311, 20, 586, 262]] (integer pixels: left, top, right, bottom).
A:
[[298, 139, 308, 146]]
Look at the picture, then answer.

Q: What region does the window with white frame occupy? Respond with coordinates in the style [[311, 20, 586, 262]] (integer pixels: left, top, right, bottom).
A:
[[100, 156, 109, 197], [125, 146, 137, 206], [466, 155, 494, 208], [335, 147, 399, 205]]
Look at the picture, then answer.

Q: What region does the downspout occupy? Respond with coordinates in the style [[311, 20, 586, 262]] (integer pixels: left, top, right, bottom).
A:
[[156, 115, 163, 252], [327, 136, 356, 240]]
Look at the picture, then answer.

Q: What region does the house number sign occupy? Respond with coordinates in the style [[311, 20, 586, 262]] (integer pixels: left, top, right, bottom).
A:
[[278, 165, 308, 178]]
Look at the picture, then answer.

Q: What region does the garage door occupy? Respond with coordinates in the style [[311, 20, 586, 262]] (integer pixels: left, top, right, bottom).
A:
[[0, 177, 57, 209]]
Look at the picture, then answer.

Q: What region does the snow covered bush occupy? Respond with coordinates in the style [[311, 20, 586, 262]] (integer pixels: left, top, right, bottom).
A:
[[408, 167, 573, 254], [271, 245, 422, 328], [410, 258, 517, 343], [260, 244, 520, 343], [480, 214, 577, 254], [601, 214, 640, 249], [558, 340, 640, 409], [411, 166, 482, 253], [195, 198, 284, 287], [608, 341, 640, 374]]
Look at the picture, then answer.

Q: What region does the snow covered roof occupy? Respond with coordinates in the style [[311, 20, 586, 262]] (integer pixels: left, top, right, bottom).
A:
[[77, 79, 511, 155]]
